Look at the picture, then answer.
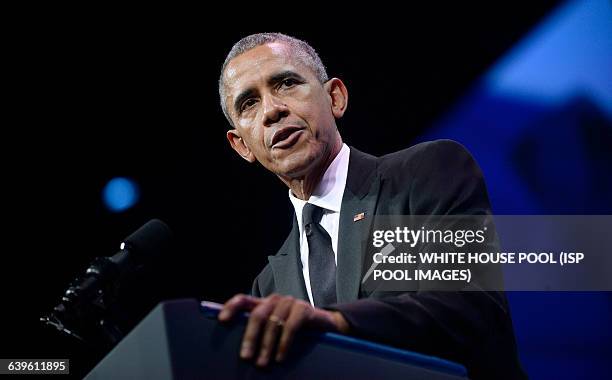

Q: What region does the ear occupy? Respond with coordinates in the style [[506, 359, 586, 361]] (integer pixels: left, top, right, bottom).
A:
[[226, 129, 256, 163], [324, 78, 348, 119]]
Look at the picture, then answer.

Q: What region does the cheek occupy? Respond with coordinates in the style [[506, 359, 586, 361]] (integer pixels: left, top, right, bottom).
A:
[[288, 86, 320, 112], [244, 128, 268, 157], [307, 99, 334, 136], [310, 90, 332, 118], [237, 120, 266, 150]]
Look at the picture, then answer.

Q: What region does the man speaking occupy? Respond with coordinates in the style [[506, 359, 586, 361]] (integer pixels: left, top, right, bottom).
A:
[[216, 33, 526, 380]]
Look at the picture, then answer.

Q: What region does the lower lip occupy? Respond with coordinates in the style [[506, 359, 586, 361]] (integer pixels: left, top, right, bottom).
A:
[[272, 129, 304, 149]]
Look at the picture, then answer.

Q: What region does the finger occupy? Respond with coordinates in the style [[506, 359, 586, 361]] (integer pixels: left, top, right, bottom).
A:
[[276, 301, 313, 362], [257, 296, 294, 367], [240, 295, 280, 360], [219, 294, 260, 321]]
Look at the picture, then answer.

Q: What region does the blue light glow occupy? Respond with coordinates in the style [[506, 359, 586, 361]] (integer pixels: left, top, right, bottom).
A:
[[102, 177, 140, 212]]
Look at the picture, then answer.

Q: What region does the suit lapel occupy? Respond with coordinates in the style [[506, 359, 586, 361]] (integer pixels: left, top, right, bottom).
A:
[[336, 147, 381, 303], [268, 215, 309, 301]]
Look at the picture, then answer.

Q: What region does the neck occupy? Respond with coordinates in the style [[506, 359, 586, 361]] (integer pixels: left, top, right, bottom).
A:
[[282, 137, 343, 200]]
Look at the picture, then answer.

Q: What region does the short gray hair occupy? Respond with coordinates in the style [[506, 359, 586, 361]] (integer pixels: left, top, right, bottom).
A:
[[218, 33, 329, 126]]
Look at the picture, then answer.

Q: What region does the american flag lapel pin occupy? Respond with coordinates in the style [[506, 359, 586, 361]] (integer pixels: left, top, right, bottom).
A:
[[353, 212, 365, 222]]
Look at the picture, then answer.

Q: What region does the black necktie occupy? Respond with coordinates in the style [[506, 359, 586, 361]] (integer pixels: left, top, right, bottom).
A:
[[302, 203, 337, 307]]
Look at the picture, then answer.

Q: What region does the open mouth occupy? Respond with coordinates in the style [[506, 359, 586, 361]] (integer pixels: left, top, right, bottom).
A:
[[271, 126, 305, 149]]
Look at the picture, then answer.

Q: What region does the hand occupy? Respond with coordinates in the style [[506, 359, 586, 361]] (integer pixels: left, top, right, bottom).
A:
[[218, 293, 350, 367]]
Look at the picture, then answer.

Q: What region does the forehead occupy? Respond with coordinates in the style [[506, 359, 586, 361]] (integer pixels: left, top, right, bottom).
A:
[[224, 42, 312, 94]]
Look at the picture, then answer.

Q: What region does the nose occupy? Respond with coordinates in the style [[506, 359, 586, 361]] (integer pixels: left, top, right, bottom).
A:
[[262, 93, 289, 126]]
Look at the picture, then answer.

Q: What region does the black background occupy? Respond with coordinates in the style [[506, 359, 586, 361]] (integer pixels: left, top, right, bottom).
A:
[[4, 3, 559, 377]]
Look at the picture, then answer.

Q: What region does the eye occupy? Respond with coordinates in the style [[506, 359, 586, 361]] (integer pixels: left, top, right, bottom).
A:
[[240, 98, 258, 113], [280, 78, 299, 88]]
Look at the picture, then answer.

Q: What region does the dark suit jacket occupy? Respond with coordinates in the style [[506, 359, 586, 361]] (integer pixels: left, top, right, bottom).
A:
[[251, 139, 527, 380]]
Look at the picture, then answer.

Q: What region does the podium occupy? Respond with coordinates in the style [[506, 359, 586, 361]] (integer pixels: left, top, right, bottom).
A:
[[86, 299, 468, 379]]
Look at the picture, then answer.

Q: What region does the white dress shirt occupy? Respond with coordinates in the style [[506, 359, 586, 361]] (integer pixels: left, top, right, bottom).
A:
[[288, 143, 350, 305]]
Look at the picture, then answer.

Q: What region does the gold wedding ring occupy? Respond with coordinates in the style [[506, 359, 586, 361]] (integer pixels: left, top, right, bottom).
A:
[[268, 314, 285, 327]]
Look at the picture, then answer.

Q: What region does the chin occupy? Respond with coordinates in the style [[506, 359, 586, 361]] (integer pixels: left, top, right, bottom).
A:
[[274, 147, 320, 178]]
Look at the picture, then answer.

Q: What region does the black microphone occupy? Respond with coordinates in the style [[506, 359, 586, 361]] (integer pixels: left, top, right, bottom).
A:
[[63, 219, 173, 305], [42, 219, 173, 345]]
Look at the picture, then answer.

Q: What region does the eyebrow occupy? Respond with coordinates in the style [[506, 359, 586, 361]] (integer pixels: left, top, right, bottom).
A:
[[232, 70, 306, 115]]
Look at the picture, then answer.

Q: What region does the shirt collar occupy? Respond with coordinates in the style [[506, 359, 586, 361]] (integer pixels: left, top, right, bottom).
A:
[[289, 143, 350, 221]]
